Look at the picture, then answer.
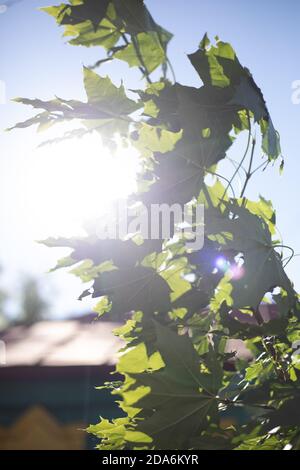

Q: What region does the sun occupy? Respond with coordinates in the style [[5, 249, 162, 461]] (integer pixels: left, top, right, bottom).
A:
[[22, 133, 140, 239]]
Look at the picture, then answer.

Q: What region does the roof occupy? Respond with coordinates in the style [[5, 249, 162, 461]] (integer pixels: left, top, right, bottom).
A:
[[0, 317, 123, 367], [0, 304, 277, 368]]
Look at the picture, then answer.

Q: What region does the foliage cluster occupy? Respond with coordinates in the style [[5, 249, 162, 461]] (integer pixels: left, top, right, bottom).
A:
[[11, 0, 300, 450]]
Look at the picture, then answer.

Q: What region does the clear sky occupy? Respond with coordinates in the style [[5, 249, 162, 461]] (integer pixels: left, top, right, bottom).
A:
[[1, 0, 300, 318]]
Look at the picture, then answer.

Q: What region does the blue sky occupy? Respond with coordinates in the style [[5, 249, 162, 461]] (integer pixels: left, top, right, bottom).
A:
[[1, 0, 300, 318]]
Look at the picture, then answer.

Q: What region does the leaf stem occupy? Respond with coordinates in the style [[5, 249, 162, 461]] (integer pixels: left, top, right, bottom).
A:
[[274, 244, 295, 268], [122, 33, 152, 84], [239, 133, 256, 198], [218, 111, 251, 207]]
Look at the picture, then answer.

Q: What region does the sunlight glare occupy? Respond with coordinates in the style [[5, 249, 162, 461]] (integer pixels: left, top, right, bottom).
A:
[[22, 134, 140, 239]]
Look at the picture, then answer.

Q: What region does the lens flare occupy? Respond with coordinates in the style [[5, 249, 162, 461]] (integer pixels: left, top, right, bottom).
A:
[[215, 256, 245, 280], [229, 264, 245, 280], [215, 257, 230, 272]]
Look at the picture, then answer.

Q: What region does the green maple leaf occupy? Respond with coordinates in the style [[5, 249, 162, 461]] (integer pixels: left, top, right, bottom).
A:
[[188, 35, 281, 160], [114, 30, 171, 75], [90, 251, 195, 317], [135, 80, 248, 205], [42, 2, 121, 48], [140, 152, 204, 205], [59, 0, 111, 31], [209, 204, 294, 309], [73, 238, 163, 269], [266, 395, 300, 427], [149, 83, 239, 162], [128, 322, 222, 449], [81, 66, 140, 144], [8, 68, 139, 147], [112, 0, 160, 35], [108, 0, 173, 74], [91, 266, 172, 316], [83, 66, 138, 115], [132, 122, 182, 157], [42, 235, 163, 277], [43, 1, 172, 74], [41, 236, 197, 317]]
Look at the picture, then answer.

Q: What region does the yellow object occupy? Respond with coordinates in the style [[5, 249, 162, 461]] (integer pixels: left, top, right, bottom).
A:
[[0, 405, 85, 450]]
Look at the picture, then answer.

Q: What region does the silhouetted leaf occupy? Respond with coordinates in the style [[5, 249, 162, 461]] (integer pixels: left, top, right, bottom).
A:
[[9, 68, 140, 147], [188, 36, 281, 160], [92, 266, 172, 315], [129, 322, 221, 448], [209, 204, 294, 309]]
